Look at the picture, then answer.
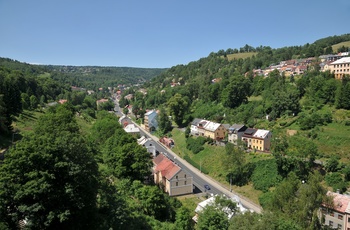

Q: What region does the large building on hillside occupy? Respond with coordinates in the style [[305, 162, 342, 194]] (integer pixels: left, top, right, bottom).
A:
[[329, 57, 350, 79], [153, 154, 193, 196], [144, 110, 158, 132]]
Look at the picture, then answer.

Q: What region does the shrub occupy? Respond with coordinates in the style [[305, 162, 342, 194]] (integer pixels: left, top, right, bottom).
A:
[[186, 136, 207, 154], [325, 172, 348, 193], [251, 159, 282, 192]]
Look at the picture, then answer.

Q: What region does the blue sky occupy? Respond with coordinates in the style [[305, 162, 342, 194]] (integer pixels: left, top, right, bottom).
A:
[[0, 1, 349, 68]]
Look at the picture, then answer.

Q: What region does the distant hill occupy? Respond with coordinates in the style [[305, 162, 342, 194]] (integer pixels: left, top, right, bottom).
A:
[[45, 65, 167, 89], [0, 57, 167, 90]]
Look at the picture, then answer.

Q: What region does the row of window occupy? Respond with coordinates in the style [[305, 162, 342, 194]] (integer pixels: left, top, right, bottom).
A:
[[335, 69, 350, 72], [334, 63, 350, 68]]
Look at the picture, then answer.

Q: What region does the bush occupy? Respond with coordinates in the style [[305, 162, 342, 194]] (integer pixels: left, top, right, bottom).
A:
[[251, 159, 282, 192], [325, 172, 348, 193], [186, 136, 206, 154]]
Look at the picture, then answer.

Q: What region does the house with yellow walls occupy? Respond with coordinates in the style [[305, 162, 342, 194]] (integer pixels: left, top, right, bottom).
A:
[[251, 129, 272, 152]]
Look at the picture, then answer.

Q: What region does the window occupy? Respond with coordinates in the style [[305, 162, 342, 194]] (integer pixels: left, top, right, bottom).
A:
[[176, 176, 178, 179], [348, 217, 350, 222], [338, 224, 342, 230], [176, 182, 178, 186], [329, 220, 333, 227], [330, 211, 334, 217], [185, 181, 187, 185], [339, 214, 343, 220], [184, 174, 186, 178]]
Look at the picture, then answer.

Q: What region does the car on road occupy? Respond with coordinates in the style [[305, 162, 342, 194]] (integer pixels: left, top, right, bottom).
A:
[[204, 184, 211, 190]]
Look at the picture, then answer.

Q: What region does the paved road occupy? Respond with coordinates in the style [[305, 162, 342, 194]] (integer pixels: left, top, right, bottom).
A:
[[112, 98, 262, 213]]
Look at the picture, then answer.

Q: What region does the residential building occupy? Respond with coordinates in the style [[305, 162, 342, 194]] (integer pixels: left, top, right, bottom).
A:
[[197, 120, 209, 137], [118, 115, 129, 127], [153, 154, 193, 196], [123, 124, 140, 136], [319, 191, 350, 230], [329, 57, 350, 79], [144, 110, 158, 132], [251, 129, 272, 152], [242, 128, 257, 149], [159, 136, 175, 148], [137, 136, 157, 157], [190, 118, 204, 136], [228, 124, 247, 145], [203, 121, 227, 140]]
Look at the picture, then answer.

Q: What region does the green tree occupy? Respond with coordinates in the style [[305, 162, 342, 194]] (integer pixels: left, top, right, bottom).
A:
[[197, 205, 229, 230], [90, 111, 121, 145], [30, 95, 38, 110], [221, 76, 250, 109], [335, 77, 350, 109], [0, 105, 99, 229], [0, 94, 8, 133], [167, 93, 189, 127], [103, 129, 152, 181], [223, 143, 251, 186], [157, 107, 172, 135], [21, 92, 30, 110], [175, 207, 193, 230]]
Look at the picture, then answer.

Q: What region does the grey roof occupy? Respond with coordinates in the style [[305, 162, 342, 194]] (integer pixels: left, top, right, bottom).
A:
[[229, 124, 247, 132], [243, 128, 257, 136], [191, 118, 203, 126]]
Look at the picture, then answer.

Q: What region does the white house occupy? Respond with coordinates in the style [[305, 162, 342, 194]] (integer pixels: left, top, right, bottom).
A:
[[124, 124, 140, 136], [137, 136, 157, 157]]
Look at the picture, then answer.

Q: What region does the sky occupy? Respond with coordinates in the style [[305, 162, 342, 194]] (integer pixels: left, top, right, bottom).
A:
[[0, 1, 349, 68]]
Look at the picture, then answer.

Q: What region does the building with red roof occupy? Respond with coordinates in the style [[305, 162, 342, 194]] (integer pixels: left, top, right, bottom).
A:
[[153, 154, 193, 196]]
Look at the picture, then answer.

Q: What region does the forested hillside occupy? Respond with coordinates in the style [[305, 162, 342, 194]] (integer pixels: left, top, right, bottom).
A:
[[1, 33, 350, 229], [45, 65, 167, 90]]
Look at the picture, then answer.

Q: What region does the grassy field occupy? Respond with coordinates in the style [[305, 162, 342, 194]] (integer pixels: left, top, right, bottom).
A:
[[226, 52, 257, 61], [332, 41, 350, 53], [170, 128, 266, 204]]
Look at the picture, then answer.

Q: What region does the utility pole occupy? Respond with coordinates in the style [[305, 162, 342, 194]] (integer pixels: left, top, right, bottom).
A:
[[200, 159, 202, 173], [230, 175, 232, 192]]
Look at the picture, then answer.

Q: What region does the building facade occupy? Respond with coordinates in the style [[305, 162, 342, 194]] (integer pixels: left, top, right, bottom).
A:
[[144, 110, 158, 132], [228, 124, 247, 145], [329, 57, 350, 79], [319, 191, 350, 230], [153, 154, 193, 196], [251, 129, 272, 152]]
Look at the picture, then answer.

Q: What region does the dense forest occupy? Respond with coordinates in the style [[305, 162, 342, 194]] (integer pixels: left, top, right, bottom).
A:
[[1, 33, 350, 229]]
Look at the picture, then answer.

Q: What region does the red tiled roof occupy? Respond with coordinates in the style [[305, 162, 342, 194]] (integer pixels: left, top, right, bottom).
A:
[[153, 154, 181, 180]]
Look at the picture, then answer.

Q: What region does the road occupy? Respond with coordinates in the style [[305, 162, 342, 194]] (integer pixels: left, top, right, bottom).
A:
[[112, 98, 262, 213]]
